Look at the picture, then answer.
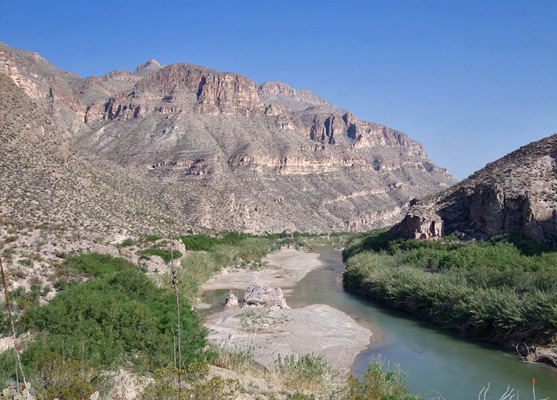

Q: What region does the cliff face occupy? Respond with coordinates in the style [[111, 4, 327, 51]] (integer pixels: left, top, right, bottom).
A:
[[393, 135, 557, 244], [0, 41, 457, 233]]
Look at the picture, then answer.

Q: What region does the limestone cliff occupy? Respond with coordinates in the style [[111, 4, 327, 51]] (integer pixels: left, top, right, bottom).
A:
[[393, 135, 557, 244], [0, 41, 457, 233]]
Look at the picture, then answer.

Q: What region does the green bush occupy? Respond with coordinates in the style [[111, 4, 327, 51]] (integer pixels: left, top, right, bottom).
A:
[[343, 358, 423, 400], [65, 252, 134, 277], [180, 234, 216, 251], [145, 234, 162, 242], [120, 238, 135, 247], [32, 350, 97, 400], [15, 254, 211, 375], [180, 232, 253, 252], [0, 349, 31, 388], [140, 248, 182, 263]]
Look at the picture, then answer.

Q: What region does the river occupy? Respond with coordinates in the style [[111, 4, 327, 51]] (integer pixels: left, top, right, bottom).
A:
[[204, 246, 557, 399]]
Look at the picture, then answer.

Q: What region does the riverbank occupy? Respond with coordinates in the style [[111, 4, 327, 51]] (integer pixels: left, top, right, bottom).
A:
[[201, 247, 373, 376], [342, 232, 557, 368], [201, 247, 324, 295]]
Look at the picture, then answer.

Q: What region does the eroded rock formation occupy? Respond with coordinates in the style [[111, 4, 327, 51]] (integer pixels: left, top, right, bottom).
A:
[[393, 135, 557, 244]]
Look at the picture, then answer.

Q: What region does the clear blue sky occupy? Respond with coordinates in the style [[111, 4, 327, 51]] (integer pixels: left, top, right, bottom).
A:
[[2, 0, 556, 180]]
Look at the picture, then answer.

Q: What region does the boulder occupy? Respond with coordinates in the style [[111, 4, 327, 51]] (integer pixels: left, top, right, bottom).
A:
[[224, 293, 239, 309], [243, 284, 289, 309]]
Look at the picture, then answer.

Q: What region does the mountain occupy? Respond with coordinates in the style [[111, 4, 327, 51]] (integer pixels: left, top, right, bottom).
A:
[[0, 73, 197, 235], [393, 134, 557, 245], [0, 41, 456, 233]]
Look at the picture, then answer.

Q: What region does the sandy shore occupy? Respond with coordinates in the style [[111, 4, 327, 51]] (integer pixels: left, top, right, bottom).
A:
[[205, 304, 372, 375], [201, 247, 324, 295]]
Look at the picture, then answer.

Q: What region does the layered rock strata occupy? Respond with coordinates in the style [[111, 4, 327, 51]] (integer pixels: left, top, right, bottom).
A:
[[393, 135, 557, 244], [1, 41, 457, 233]]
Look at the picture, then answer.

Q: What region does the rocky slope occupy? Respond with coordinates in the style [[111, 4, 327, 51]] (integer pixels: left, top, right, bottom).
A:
[[1, 41, 456, 233], [393, 134, 557, 244], [0, 72, 200, 235]]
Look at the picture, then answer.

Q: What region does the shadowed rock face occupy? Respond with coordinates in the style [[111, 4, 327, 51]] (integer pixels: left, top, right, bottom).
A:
[[0, 41, 457, 233], [393, 134, 557, 244]]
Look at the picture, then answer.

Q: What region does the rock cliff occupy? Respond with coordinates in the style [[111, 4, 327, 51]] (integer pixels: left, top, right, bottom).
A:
[[0, 41, 457, 233], [393, 134, 557, 244]]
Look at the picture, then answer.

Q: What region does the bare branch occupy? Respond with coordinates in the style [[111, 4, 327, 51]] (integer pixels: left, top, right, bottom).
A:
[[1, 256, 29, 397]]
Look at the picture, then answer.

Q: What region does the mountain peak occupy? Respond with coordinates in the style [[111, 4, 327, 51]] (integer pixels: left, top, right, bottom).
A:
[[136, 59, 160, 71]]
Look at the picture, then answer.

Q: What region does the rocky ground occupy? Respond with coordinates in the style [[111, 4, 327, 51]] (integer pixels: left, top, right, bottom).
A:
[[1, 41, 456, 234]]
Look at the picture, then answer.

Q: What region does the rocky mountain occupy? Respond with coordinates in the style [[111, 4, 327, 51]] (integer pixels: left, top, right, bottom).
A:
[[393, 134, 557, 245], [0, 73, 196, 235], [0, 41, 456, 233]]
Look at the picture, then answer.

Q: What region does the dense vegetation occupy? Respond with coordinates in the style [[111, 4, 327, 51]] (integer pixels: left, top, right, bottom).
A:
[[343, 232, 557, 347], [179, 231, 323, 252], [1, 253, 212, 392]]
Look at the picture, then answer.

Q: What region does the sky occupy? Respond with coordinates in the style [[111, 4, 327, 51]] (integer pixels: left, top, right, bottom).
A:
[[1, 0, 556, 180]]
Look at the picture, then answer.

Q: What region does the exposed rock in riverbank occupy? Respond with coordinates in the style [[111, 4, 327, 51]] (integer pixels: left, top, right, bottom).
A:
[[205, 304, 372, 375], [243, 284, 289, 309]]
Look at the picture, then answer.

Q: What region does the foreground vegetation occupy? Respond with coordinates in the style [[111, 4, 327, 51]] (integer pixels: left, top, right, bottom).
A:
[[1, 231, 423, 399], [343, 232, 557, 349], [1, 253, 212, 395]]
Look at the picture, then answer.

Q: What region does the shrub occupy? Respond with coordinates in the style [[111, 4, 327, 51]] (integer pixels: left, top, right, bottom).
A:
[[140, 362, 240, 400], [180, 234, 218, 252], [343, 234, 557, 347], [120, 238, 135, 247], [343, 358, 423, 400], [145, 235, 162, 242], [19, 254, 211, 372], [32, 350, 97, 400], [64, 252, 134, 277], [140, 248, 182, 263]]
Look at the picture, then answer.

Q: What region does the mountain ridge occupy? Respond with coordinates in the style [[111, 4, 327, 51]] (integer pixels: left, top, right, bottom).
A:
[[1, 41, 456, 233]]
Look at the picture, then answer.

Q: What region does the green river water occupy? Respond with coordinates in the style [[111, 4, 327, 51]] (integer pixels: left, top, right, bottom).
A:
[[205, 246, 556, 399]]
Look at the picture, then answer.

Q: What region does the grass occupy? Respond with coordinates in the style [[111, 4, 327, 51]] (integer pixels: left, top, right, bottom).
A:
[[213, 341, 264, 378], [213, 344, 338, 397], [343, 232, 557, 348], [343, 356, 423, 400], [273, 353, 337, 396]]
